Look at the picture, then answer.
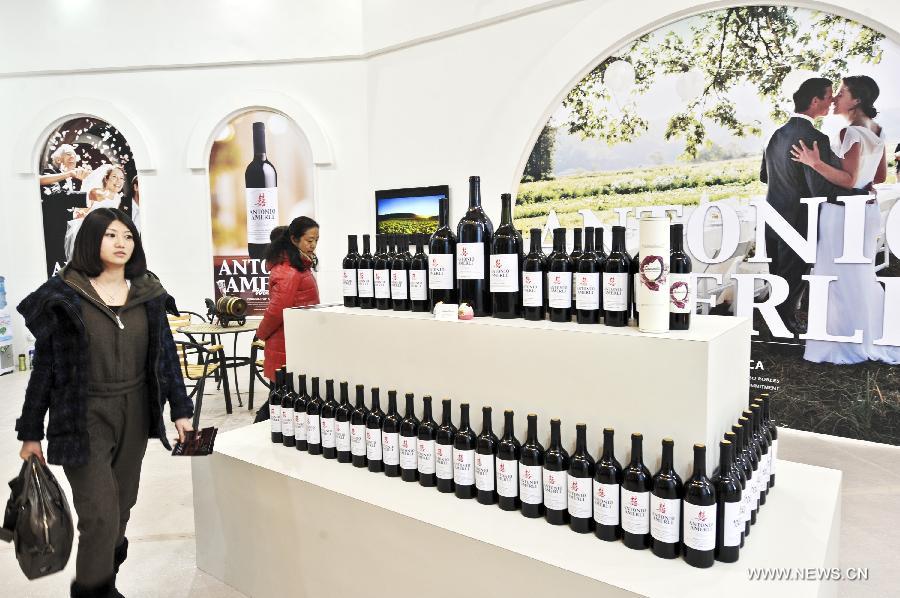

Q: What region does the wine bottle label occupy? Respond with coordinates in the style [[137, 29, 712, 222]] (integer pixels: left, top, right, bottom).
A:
[[321, 417, 336, 448], [350, 424, 366, 456], [724, 500, 743, 547], [365, 427, 382, 460], [603, 272, 628, 312], [522, 271, 543, 307], [399, 435, 418, 470], [758, 450, 769, 490], [567, 476, 592, 518], [636, 256, 668, 309], [307, 414, 321, 444], [621, 489, 650, 534], [474, 453, 496, 491], [543, 469, 567, 510], [519, 464, 543, 504], [742, 477, 753, 523], [245, 188, 278, 244], [429, 254, 454, 289], [771, 439, 778, 476], [669, 273, 693, 314], [382, 431, 400, 465], [593, 481, 620, 525], [435, 443, 453, 479], [374, 270, 391, 299], [547, 272, 572, 308], [269, 404, 281, 433], [496, 458, 517, 498], [357, 269, 375, 298], [456, 243, 485, 280], [650, 495, 681, 543], [409, 270, 428, 300], [342, 269, 358, 297], [751, 467, 760, 507], [490, 254, 519, 292], [683, 502, 717, 551], [575, 272, 600, 310], [453, 448, 475, 485], [281, 407, 295, 437], [417, 439, 436, 475], [390, 270, 408, 300], [295, 410, 307, 441], [336, 420, 351, 452]]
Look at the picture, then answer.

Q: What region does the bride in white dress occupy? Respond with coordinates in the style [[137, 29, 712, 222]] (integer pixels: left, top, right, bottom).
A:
[[791, 75, 899, 364], [63, 164, 125, 260]]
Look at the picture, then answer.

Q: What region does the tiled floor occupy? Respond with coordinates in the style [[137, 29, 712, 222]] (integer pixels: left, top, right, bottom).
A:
[[0, 368, 897, 597]]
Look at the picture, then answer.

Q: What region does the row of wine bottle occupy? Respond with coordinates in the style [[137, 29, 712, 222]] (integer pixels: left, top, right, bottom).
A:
[[342, 176, 693, 329], [266, 367, 777, 568]]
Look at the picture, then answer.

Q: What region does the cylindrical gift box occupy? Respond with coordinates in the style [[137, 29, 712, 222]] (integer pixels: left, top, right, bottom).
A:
[[637, 216, 670, 333]]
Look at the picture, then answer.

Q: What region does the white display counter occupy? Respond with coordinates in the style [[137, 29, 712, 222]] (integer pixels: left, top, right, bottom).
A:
[[193, 422, 842, 598]]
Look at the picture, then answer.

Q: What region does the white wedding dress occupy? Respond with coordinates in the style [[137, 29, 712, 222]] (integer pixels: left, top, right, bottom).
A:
[[804, 125, 900, 364], [63, 165, 121, 261]]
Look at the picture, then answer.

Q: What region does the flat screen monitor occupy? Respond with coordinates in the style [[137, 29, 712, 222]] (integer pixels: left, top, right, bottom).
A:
[[375, 185, 448, 236]]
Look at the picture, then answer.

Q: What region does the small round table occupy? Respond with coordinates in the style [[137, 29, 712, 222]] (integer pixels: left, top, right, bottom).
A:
[[177, 320, 260, 409]]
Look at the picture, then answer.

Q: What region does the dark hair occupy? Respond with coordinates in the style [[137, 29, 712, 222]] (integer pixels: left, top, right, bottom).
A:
[[793, 77, 833, 112], [842, 75, 879, 118], [265, 216, 319, 271], [68, 208, 147, 278]]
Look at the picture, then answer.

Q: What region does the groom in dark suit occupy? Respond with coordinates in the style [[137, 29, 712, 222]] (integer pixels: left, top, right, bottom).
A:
[[760, 77, 865, 333]]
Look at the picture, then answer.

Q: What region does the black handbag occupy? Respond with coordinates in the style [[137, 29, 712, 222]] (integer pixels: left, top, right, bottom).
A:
[[0, 456, 74, 579]]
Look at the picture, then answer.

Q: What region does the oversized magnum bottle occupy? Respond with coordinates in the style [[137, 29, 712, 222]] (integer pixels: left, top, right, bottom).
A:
[[490, 193, 520, 319], [417, 396, 438, 487], [409, 236, 431, 312], [245, 121, 278, 260], [435, 399, 457, 493], [683, 444, 716, 569], [382, 391, 402, 477], [269, 368, 284, 443], [357, 234, 375, 309], [568, 423, 595, 533], [280, 371, 296, 448], [594, 428, 623, 541], [429, 198, 457, 306], [546, 228, 572, 322], [622, 433, 652, 550], [374, 235, 392, 310], [543, 418, 569, 525], [713, 440, 742, 563], [456, 176, 494, 316], [519, 414, 545, 518], [603, 225, 631, 327], [399, 393, 420, 482], [522, 228, 547, 321], [669, 223, 693, 330], [350, 384, 369, 467], [342, 235, 360, 307], [335, 381, 353, 463], [293, 373, 309, 451], [575, 226, 602, 324], [453, 403, 477, 499], [496, 410, 521, 511], [390, 235, 411, 311], [650, 438, 683, 559], [475, 407, 499, 505]]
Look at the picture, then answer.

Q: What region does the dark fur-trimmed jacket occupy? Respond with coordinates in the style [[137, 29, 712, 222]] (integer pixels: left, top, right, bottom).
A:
[[15, 271, 193, 467]]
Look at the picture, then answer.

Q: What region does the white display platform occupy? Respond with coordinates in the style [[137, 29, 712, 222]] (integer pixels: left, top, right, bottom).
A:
[[284, 306, 752, 476], [193, 422, 841, 598]]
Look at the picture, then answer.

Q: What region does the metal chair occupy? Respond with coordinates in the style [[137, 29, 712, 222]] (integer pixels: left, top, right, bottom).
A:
[[173, 339, 231, 429], [248, 336, 270, 411]]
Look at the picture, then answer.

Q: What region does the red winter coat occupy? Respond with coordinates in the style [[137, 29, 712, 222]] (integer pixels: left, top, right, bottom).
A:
[[256, 259, 319, 380]]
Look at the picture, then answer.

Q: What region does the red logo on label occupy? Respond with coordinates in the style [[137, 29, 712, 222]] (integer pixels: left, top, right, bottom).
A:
[[457, 453, 464, 462], [698, 511, 706, 522], [548, 474, 556, 485], [499, 463, 505, 473], [554, 275, 561, 284], [570, 479, 579, 492], [402, 439, 408, 448], [630, 496, 638, 507], [609, 276, 616, 285], [598, 487, 606, 498], [658, 502, 667, 514], [462, 247, 468, 257], [495, 258, 502, 268], [255, 193, 267, 207], [432, 257, 438, 267], [437, 447, 443, 457], [581, 276, 587, 284], [524, 470, 532, 480]]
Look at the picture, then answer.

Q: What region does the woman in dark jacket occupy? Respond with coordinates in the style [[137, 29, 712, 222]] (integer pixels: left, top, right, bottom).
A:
[[16, 208, 193, 598]]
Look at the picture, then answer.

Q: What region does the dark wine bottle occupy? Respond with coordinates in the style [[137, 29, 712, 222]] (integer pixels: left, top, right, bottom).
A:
[[321, 379, 338, 459], [522, 228, 547, 321], [760, 394, 777, 489], [497, 410, 521, 511], [357, 234, 375, 309], [436, 399, 457, 493], [731, 425, 753, 537], [569, 228, 584, 269], [374, 235, 392, 310], [453, 403, 477, 499], [593, 428, 623, 541], [409, 236, 431, 312], [417, 396, 438, 487], [713, 440, 741, 563], [723, 432, 747, 547], [382, 390, 402, 477], [365, 388, 385, 472], [429, 198, 458, 306], [342, 235, 360, 308], [335, 381, 353, 463], [547, 228, 572, 323], [280, 370, 296, 447], [387, 234, 397, 261], [683, 444, 716, 569], [491, 193, 520, 319], [749, 404, 770, 507], [543, 418, 569, 525], [650, 438, 683, 559], [269, 368, 284, 444], [400, 393, 420, 482], [568, 423, 595, 533], [519, 413, 545, 518], [475, 406, 499, 505], [603, 225, 631, 327], [630, 249, 640, 327], [622, 432, 652, 550], [245, 122, 278, 260], [306, 376, 323, 455], [740, 413, 762, 518], [575, 226, 602, 324], [669, 223, 692, 330], [456, 176, 494, 316], [390, 235, 411, 311], [293, 373, 308, 451], [350, 383, 369, 467], [594, 227, 608, 316]]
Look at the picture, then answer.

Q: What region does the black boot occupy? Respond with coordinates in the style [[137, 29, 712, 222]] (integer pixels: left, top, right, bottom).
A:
[[71, 578, 116, 598], [114, 538, 128, 574]]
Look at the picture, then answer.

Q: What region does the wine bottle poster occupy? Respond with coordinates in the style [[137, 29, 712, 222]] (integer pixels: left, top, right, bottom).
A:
[[515, 5, 900, 445], [37, 117, 140, 278], [208, 110, 315, 315]]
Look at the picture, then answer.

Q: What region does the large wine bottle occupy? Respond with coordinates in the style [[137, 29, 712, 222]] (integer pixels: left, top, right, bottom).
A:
[[650, 438, 683, 559], [293, 373, 308, 451], [245, 122, 278, 260], [280, 370, 296, 447], [429, 198, 457, 306], [350, 384, 369, 468], [491, 193, 520, 319], [543, 418, 569, 525], [519, 413, 545, 518], [456, 176, 494, 316], [390, 235, 411, 311], [594, 428, 622, 541], [306, 377, 323, 455], [269, 368, 283, 444], [497, 410, 521, 512], [436, 399, 457, 493], [409, 236, 431, 312], [547, 228, 572, 323], [522, 228, 547, 321], [374, 235, 392, 310], [321, 380, 338, 459], [568, 423, 595, 533], [342, 235, 359, 308], [399, 393, 420, 482], [453, 403, 477, 499], [723, 431, 747, 547], [713, 440, 742, 563], [357, 234, 375, 309], [475, 406, 499, 505], [382, 390, 402, 477], [417, 396, 438, 487], [575, 226, 602, 324], [669, 223, 692, 330], [683, 444, 716, 569], [604, 226, 631, 327], [622, 432, 652, 550], [335, 381, 353, 463], [365, 388, 385, 472]]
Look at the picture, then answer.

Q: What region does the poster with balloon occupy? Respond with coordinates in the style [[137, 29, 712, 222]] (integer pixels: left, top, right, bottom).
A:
[[516, 6, 900, 445]]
